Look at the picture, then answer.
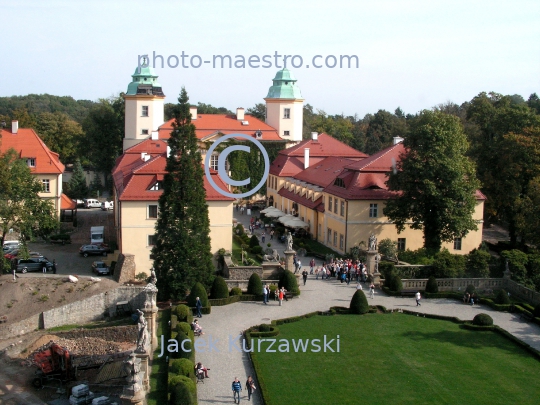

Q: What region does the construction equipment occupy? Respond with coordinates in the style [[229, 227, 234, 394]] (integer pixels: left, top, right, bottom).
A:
[[32, 343, 75, 388]]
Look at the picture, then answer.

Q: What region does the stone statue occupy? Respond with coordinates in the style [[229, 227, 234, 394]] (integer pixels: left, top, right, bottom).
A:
[[149, 268, 157, 285], [375, 253, 381, 273], [136, 309, 148, 353], [263, 249, 279, 262], [286, 231, 294, 251], [368, 234, 377, 251]]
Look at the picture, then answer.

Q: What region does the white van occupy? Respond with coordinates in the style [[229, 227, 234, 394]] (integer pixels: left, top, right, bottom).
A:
[[84, 199, 101, 208], [2, 240, 20, 251]]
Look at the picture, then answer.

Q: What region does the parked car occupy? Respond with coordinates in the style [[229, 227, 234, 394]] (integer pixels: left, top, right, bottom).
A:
[[15, 257, 53, 273], [3, 241, 20, 251], [72, 199, 85, 207], [84, 199, 101, 208], [91, 261, 110, 275], [79, 244, 110, 257], [101, 201, 114, 211]]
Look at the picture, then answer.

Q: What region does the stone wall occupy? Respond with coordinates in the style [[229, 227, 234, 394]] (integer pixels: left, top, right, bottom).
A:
[[115, 253, 136, 284], [0, 286, 146, 340], [400, 278, 506, 292], [228, 266, 263, 280], [505, 279, 540, 306]]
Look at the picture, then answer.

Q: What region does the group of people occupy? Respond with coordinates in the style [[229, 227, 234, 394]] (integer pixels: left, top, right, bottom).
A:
[[463, 291, 478, 305], [313, 259, 369, 284], [232, 376, 256, 403], [262, 284, 289, 306]]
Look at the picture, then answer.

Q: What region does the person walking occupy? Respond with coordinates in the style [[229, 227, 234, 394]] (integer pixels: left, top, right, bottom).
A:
[[309, 258, 315, 274], [369, 283, 375, 299], [245, 376, 256, 401], [415, 291, 422, 306], [232, 377, 242, 403], [195, 297, 203, 318], [52, 259, 57, 274], [42, 262, 47, 273], [356, 281, 363, 291], [302, 269, 308, 286], [261, 232, 266, 243], [262, 284, 268, 305], [12, 267, 19, 282], [270, 229, 274, 240]]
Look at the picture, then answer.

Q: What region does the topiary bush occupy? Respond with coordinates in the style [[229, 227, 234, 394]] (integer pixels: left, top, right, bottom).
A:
[[473, 313, 494, 326], [249, 234, 259, 248], [279, 270, 300, 296], [495, 289, 511, 305], [425, 276, 439, 293], [176, 322, 191, 337], [350, 290, 369, 314], [251, 245, 263, 254], [187, 282, 209, 307], [385, 272, 402, 293], [170, 358, 195, 380], [174, 330, 193, 361], [258, 324, 271, 332], [169, 375, 196, 405], [230, 287, 242, 296], [247, 272, 263, 295], [211, 276, 229, 299], [466, 284, 476, 294], [175, 304, 193, 324]]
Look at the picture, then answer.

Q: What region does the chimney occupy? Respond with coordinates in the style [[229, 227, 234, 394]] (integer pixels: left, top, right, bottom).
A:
[[12, 120, 18, 134], [151, 131, 159, 140], [189, 106, 197, 120], [311, 132, 318, 141], [393, 136, 404, 145], [141, 152, 147, 161], [236, 107, 245, 121], [304, 148, 310, 169]]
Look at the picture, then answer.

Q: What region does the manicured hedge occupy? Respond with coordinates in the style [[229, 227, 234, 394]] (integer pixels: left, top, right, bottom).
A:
[[170, 358, 195, 381], [473, 313, 493, 326], [350, 290, 369, 314], [168, 375, 197, 405], [479, 298, 514, 312], [247, 273, 263, 296], [187, 282, 210, 307], [230, 287, 242, 296], [175, 305, 193, 324], [210, 276, 229, 299]]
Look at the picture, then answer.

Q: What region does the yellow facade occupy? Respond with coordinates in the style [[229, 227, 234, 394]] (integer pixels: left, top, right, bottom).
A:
[[35, 173, 63, 218]]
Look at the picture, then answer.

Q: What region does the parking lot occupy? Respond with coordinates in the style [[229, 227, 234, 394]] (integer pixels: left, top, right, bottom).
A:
[[25, 208, 116, 277]]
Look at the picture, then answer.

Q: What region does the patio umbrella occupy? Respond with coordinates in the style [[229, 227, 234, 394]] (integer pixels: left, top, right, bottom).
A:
[[278, 214, 295, 224], [283, 218, 309, 228], [265, 209, 286, 218], [261, 207, 280, 214]]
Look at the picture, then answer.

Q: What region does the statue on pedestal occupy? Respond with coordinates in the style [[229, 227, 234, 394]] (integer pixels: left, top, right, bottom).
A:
[[149, 268, 157, 285], [286, 231, 294, 251], [136, 309, 148, 353], [368, 234, 377, 251]]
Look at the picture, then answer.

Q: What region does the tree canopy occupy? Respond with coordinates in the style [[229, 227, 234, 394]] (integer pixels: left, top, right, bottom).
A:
[[384, 110, 480, 253]]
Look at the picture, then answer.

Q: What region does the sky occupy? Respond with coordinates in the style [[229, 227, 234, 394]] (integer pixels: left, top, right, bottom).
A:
[[1, 0, 539, 117]]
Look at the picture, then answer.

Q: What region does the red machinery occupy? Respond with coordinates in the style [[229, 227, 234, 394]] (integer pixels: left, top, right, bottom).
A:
[[32, 343, 75, 388]]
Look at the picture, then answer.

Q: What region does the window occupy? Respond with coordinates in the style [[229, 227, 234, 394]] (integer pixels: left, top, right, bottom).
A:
[[340, 201, 345, 217], [334, 198, 338, 213], [283, 108, 290, 119], [369, 203, 378, 218], [397, 238, 406, 251], [333, 231, 338, 247], [334, 178, 345, 188], [148, 234, 157, 246], [210, 154, 219, 170], [142, 129, 149, 135], [27, 158, 36, 167], [340, 234, 344, 249], [41, 179, 50, 193], [318, 224, 321, 239], [329, 197, 333, 212], [149, 182, 162, 191], [283, 131, 290, 136], [327, 228, 332, 244], [142, 106, 149, 117], [148, 204, 158, 219], [454, 237, 462, 250]]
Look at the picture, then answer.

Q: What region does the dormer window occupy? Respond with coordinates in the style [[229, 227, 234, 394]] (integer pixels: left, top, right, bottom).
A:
[[334, 178, 345, 188], [149, 181, 162, 191], [27, 158, 36, 167]]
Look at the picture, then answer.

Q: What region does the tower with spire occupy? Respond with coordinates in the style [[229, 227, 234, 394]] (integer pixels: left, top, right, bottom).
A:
[[123, 63, 165, 151], [264, 68, 304, 143]]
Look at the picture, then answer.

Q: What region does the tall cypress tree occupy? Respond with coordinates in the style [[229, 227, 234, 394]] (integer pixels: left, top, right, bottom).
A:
[[153, 88, 214, 300]]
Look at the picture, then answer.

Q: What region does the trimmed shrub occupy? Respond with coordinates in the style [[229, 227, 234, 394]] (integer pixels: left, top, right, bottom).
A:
[[465, 284, 476, 294], [473, 313, 494, 326], [174, 330, 193, 361], [258, 324, 271, 332], [177, 322, 191, 337], [251, 245, 263, 254], [247, 273, 263, 295], [249, 234, 259, 248], [425, 276, 439, 293], [187, 282, 209, 307], [230, 287, 242, 296], [379, 261, 395, 279], [279, 270, 300, 296], [211, 276, 229, 299], [169, 375, 196, 405], [170, 358, 195, 380], [495, 289, 511, 305], [350, 290, 369, 314], [385, 272, 402, 293], [235, 223, 245, 236], [175, 304, 193, 324], [432, 249, 466, 278]]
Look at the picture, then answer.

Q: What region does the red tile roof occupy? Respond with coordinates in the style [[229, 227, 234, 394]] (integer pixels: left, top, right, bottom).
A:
[[292, 157, 356, 188], [113, 138, 233, 201], [158, 114, 282, 141], [270, 133, 367, 177], [0, 127, 64, 174], [60, 193, 77, 210], [278, 188, 324, 211]]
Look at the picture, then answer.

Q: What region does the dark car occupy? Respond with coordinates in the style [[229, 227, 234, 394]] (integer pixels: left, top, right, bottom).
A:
[[79, 244, 110, 258], [91, 261, 110, 275], [15, 257, 53, 273]]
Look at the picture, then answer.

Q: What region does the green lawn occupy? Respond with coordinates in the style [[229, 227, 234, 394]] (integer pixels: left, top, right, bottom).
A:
[[252, 313, 540, 405], [147, 309, 170, 405]]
